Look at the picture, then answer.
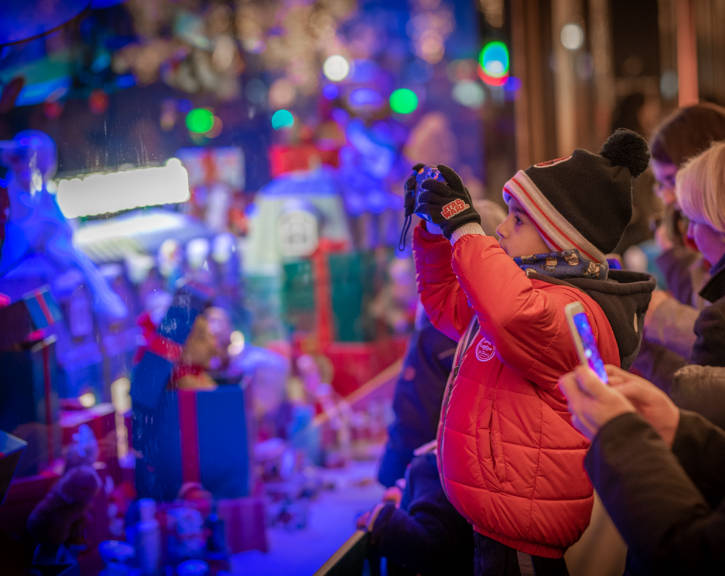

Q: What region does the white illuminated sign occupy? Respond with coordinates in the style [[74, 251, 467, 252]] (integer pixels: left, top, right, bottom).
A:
[[56, 158, 190, 218]]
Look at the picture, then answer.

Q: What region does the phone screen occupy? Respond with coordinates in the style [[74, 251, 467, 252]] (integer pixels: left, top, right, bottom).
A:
[[571, 311, 608, 383]]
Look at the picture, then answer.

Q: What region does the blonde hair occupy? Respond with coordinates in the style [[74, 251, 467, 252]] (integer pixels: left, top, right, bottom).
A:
[[675, 141, 725, 233]]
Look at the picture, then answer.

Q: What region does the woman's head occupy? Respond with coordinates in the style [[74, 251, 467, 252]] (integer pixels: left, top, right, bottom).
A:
[[651, 103, 725, 206], [675, 141, 725, 264]]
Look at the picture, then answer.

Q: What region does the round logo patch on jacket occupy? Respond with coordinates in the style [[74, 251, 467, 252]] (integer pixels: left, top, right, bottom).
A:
[[475, 336, 495, 362]]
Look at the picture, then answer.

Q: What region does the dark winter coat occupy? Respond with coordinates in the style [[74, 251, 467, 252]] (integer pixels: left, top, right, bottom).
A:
[[377, 313, 455, 487], [671, 364, 725, 430], [632, 253, 725, 390], [370, 453, 473, 576], [586, 410, 725, 575], [691, 253, 725, 367]]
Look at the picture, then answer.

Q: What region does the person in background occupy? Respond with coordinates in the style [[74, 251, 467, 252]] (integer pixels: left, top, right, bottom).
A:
[[632, 103, 725, 389], [640, 142, 725, 430], [648, 103, 725, 306], [558, 364, 725, 575], [378, 199, 506, 487], [412, 129, 654, 575], [609, 91, 662, 256], [360, 453, 474, 576], [672, 141, 725, 367]]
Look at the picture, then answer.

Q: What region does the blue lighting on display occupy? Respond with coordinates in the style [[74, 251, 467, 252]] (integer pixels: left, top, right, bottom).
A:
[[348, 87, 384, 108]]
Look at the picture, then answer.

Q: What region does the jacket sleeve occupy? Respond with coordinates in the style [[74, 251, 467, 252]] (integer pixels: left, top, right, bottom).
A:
[[371, 500, 467, 574], [656, 246, 699, 306], [413, 223, 475, 341], [449, 233, 615, 389], [644, 296, 698, 358], [586, 412, 725, 575], [690, 300, 725, 367], [631, 339, 688, 395], [671, 365, 725, 432], [670, 410, 725, 508]]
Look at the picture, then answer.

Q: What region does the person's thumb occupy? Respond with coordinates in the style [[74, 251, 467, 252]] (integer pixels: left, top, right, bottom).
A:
[[612, 380, 652, 405], [574, 366, 608, 398]]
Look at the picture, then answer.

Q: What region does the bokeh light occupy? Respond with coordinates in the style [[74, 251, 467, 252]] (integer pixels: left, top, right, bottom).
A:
[[479, 41, 510, 78], [560, 23, 584, 51], [323, 55, 350, 82], [660, 70, 678, 99], [452, 80, 485, 108], [271, 109, 295, 130], [269, 78, 296, 108], [389, 88, 419, 114], [185, 108, 214, 133]]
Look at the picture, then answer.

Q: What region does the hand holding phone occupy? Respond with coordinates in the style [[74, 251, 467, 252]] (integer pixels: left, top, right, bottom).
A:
[[564, 301, 608, 383]]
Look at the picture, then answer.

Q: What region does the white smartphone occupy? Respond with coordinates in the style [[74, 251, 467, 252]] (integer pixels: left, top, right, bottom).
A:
[[564, 301, 608, 383]]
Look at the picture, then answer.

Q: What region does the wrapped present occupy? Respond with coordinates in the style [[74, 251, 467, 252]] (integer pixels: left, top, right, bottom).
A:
[[0, 431, 27, 504], [60, 404, 116, 448], [60, 403, 118, 480], [135, 386, 250, 501], [130, 283, 212, 411], [0, 336, 61, 476], [0, 466, 60, 541], [217, 496, 267, 554], [0, 287, 61, 350], [269, 143, 340, 177]]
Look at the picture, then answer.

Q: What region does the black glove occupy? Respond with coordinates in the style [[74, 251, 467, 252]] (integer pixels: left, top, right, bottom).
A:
[[404, 163, 425, 218], [417, 164, 481, 239], [398, 163, 425, 251]]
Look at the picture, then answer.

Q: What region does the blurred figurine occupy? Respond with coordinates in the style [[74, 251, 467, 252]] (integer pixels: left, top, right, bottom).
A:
[[0, 130, 127, 321], [173, 310, 220, 390], [27, 423, 102, 570]]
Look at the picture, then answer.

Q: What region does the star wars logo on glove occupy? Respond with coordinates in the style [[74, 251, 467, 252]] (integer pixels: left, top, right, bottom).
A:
[[441, 199, 470, 220]]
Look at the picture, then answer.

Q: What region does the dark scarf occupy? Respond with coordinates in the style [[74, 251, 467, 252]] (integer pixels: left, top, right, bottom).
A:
[[514, 249, 608, 280]]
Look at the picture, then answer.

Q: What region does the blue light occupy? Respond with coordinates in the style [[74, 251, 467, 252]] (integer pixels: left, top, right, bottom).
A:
[[348, 87, 384, 108], [15, 77, 70, 107], [115, 74, 136, 89], [322, 83, 339, 100]]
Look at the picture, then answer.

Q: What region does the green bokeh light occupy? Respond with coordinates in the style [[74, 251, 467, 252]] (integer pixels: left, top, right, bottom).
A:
[[185, 108, 215, 133], [479, 41, 510, 78], [389, 88, 418, 114]]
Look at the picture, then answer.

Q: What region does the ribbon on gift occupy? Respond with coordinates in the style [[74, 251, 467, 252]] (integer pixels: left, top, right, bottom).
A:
[[24, 288, 61, 329], [134, 312, 183, 365]]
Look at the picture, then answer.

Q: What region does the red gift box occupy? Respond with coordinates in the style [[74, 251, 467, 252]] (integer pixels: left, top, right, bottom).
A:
[[269, 143, 340, 177], [60, 403, 118, 481], [60, 404, 116, 447], [0, 467, 61, 541], [217, 496, 268, 554]]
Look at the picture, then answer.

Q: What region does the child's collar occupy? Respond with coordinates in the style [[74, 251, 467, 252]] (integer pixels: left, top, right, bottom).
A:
[[514, 249, 609, 280]]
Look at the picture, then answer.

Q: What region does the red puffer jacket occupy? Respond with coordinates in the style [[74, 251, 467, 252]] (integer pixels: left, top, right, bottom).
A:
[[414, 226, 621, 558]]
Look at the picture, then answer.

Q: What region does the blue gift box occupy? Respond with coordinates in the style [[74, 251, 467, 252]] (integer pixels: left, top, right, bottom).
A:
[[0, 287, 61, 350], [134, 386, 250, 501], [0, 431, 27, 504], [0, 337, 60, 477]]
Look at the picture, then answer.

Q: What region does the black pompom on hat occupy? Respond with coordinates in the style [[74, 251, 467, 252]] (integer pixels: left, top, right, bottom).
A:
[[502, 128, 650, 263]]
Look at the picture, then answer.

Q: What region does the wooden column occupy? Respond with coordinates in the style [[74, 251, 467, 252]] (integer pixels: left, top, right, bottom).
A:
[[676, 0, 698, 105], [511, 0, 555, 167]]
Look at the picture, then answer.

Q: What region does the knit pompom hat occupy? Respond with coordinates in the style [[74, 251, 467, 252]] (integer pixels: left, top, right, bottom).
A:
[[502, 129, 649, 264]]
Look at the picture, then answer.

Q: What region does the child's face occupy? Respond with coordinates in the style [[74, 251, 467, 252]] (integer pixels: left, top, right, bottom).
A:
[[652, 159, 678, 206], [496, 196, 550, 257], [687, 219, 725, 266]]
